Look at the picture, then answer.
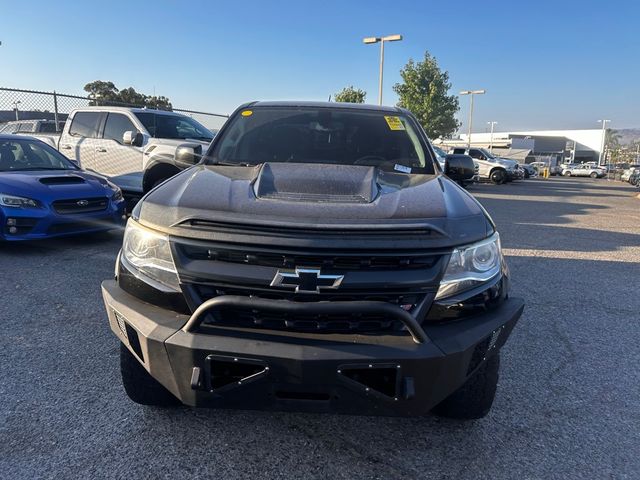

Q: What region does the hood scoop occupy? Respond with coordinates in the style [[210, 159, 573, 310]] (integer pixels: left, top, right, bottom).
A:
[[254, 162, 379, 204], [39, 175, 86, 185]]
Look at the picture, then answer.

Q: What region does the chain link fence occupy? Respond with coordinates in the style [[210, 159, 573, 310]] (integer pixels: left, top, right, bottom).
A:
[[0, 87, 229, 132]]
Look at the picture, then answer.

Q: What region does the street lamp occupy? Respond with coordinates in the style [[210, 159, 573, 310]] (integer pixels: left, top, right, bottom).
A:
[[487, 121, 498, 152], [363, 34, 403, 105], [597, 119, 610, 166], [459, 90, 485, 149], [12, 100, 21, 121]]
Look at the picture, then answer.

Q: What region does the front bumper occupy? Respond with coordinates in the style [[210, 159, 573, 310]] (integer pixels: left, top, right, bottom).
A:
[[102, 280, 524, 416], [0, 199, 125, 241]]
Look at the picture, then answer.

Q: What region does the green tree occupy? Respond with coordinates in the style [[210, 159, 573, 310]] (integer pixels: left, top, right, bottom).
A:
[[83, 81, 172, 110], [334, 86, 366, 103], [393, 52, 460, 139], [605, 128, 622, 150]]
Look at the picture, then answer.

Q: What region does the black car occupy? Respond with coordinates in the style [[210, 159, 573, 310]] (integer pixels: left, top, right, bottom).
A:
[[102, 102, 524, 419]]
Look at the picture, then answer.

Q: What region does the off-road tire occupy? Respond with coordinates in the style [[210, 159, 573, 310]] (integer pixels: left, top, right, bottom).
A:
[[490, 169, 506, 185], [432, 353, 500, 420], [120, 343, 181, 407]]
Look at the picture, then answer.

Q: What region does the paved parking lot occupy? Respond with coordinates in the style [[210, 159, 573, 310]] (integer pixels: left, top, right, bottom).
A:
[[1, 177, 639, 479]]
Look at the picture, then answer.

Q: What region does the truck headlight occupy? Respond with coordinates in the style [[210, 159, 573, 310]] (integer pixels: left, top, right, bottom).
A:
[[121, 219, 180, 292], [435, 233, 503, 300], [0, 193, 39, 208]]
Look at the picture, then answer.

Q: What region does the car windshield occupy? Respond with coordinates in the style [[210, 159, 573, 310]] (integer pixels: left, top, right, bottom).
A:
[[479, 148, 497, 159], [208, 106, 434, 174], [134, 112, 214, 141], [0, 138, 78, 172]]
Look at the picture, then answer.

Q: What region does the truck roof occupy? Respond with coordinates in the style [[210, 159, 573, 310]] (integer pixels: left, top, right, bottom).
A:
[[247, 100, 404, 114], [71, 106, 184, 116]]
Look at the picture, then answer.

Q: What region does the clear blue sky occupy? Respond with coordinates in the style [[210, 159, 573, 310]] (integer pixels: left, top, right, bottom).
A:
[[1, 0, 638, 132]]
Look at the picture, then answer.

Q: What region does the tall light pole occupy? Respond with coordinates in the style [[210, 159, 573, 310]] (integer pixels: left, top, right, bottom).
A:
[[598, 119, 610, 166], [12, 100, 21, 121], [363, 34, 403, 105], [487, 121, 498, 152], [460, 90, 485, 149]]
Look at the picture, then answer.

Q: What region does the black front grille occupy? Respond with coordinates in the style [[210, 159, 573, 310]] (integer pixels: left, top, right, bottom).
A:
[[175, 240, 442, 335], [202, 307, 399, 334], [192, 284, 424, 306], [178, 244, 439, 271], [52, 197, 108, 214]]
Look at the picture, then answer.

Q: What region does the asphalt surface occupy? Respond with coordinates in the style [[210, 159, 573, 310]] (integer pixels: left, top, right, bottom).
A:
[[1, 177, 639, 479]]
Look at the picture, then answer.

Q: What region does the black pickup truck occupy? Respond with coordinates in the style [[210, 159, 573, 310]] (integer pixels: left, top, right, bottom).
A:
[[102, 101, 524, 419]]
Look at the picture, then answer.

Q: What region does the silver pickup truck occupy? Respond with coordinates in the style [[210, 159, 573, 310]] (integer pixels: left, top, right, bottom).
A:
[[18, 107, 215, 194]]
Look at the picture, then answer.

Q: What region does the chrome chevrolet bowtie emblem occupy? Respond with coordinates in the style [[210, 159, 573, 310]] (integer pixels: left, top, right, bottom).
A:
[[270, 267, 344, 294], [76, 199, 89, 206]]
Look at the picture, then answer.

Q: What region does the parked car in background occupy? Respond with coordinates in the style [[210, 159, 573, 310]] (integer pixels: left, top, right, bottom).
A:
[[561, 164, 606, 178], [531, 161, 560, 176], [520, 163, 537, 178], [451, 147, 521, 184], [0, 134, 125, 241], [621, 165, 640, 182], [0, 119, 66, 134], [628, 170, 640, 186], [15, 107, 215, 194]]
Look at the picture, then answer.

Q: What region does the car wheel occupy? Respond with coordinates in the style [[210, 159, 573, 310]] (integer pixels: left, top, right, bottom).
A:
[[524, 170, 530, 179], [563, 171, 572, 176], [590, 172, 598, 178], [120, 343, 181, 407], [432, 353, 500, 420], [490, 169, 506, 185]]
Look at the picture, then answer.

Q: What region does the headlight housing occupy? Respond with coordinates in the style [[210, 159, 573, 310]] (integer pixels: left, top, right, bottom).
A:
[[0, 193, 39, 208], [121, 219, 180, 292], [435, 233, 503, 300]]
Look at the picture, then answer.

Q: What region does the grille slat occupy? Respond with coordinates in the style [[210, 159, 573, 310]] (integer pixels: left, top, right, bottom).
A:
[[180, 244, 439, 271]]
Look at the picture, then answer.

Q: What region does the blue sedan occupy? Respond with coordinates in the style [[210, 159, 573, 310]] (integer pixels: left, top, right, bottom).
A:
[[0, 134, 126, 241]]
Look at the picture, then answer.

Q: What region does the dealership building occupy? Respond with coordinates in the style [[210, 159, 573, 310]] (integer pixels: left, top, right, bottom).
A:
[[436, 129, 605, 165]]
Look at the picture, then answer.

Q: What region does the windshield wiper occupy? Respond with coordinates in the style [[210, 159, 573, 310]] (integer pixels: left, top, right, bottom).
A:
[[209, 161, 253, 167]]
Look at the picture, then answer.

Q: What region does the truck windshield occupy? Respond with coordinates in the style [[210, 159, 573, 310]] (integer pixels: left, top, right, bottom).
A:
[[134, 112, 214, 142], [208, 106, 434, 174]]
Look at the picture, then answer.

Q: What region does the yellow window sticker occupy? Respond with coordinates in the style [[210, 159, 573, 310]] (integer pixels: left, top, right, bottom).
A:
[[241, 110, 253, 117], [384, 116, 405, 130]]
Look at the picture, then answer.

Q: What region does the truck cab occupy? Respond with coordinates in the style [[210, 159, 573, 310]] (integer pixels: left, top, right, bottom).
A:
[[58, 107, 215, 193]]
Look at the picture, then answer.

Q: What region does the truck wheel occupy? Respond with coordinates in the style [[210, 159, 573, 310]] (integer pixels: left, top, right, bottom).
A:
[[432, 353, 500, 420], [120, 343, 181, 407], [490, 169, 506, 185]]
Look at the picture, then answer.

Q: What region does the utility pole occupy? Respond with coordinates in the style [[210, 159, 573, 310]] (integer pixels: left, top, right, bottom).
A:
[[460, 90, 486, 149], [598, 119, 610, 166], [363, 34, 403, 105], [12, 100, 21, 121], [487, 121, 498, 152]]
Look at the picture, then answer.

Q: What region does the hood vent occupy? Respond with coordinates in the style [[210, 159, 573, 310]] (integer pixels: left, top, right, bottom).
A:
[[254, 162, 379, 203], [39, 175, 86, 185]]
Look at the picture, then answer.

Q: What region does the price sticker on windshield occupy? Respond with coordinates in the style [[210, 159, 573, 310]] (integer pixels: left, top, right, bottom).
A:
[[384, 116, 405, 131]]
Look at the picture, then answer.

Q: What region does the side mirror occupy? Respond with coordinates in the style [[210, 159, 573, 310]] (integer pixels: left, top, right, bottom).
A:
[[444, 154, 475, 181], [123, 130, 144, 147], [175, 144, 203, 165]]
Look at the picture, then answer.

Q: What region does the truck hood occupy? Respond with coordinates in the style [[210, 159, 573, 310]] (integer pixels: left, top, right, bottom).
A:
[[137, 162, 493, 248]]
